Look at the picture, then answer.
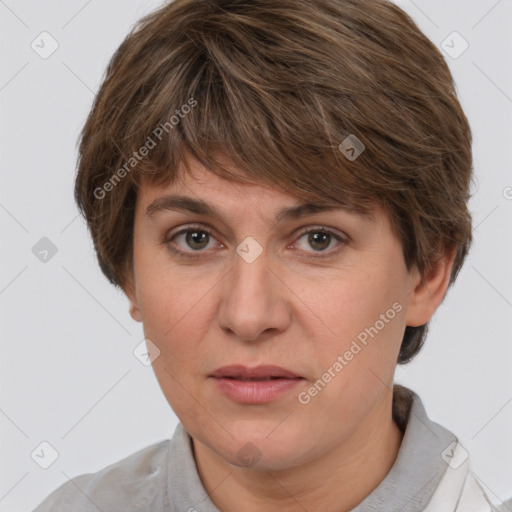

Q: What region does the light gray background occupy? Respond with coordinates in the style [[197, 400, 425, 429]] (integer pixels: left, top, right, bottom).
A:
[[1, 0, 511, 510]]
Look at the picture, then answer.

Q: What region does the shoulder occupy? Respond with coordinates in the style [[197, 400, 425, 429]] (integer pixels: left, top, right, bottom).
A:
[[32, 439, 170, 512]]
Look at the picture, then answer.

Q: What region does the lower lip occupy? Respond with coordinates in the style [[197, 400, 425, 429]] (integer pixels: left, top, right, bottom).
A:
[[211, 377, 304, 404]]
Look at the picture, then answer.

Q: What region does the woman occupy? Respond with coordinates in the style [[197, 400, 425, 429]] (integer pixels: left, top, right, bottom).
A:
[[33, 0, 511, 510]]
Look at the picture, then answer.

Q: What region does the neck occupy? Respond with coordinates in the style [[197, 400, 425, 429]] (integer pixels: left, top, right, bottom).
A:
[[192, 392, 404, 512]]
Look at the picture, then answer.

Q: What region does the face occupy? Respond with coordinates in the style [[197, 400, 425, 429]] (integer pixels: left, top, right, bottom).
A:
[[125, 157, 446, 471]]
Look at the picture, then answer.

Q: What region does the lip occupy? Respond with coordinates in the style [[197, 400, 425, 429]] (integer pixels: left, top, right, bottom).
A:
[[209, 365, 304, 404], [210, 365, 302, 380]]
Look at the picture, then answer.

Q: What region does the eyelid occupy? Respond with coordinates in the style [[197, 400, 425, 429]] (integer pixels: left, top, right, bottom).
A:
[[165, 223, 219, 242], [292, 224, 347, 242], [166, 223, 346, 241]]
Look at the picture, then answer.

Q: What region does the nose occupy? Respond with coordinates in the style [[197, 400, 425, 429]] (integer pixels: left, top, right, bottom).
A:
[[217, 246, 291, 343]]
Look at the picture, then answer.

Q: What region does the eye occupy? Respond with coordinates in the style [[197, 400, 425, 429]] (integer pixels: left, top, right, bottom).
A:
[[164, 224, 346, 260], [165, 224, 222, 259], [292, 227, 346, 258]]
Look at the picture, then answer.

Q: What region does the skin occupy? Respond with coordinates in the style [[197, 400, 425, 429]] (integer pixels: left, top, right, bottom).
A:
[[123, 156, 456, 512]]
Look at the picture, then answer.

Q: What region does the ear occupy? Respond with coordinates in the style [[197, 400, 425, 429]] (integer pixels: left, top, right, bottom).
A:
[[121, 274, 143, 323], [405, 247, 457, 327]]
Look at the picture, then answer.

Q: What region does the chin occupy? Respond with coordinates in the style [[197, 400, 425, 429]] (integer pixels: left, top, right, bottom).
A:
[[212, 427, 307, 471]]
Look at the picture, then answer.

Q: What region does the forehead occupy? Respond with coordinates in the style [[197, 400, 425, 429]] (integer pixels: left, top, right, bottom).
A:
[[135, 155, 382, 231], [138, 160, 293, 208]]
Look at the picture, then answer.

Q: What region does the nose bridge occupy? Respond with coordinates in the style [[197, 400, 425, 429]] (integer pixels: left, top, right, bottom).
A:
[[217, 244, 288, 341]]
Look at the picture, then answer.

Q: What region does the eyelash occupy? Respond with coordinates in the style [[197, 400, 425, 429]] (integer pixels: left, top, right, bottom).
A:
[[164, 223, 347, 261]]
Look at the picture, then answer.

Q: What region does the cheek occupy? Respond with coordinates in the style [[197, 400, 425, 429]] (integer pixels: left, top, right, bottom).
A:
[[310, 266, 405, 341], [298, 271, 407, 427], [303, 260, 408, 383], [134, 244, 197, 329], [134, 259, 218, 367], [136, 270, 210, 413]]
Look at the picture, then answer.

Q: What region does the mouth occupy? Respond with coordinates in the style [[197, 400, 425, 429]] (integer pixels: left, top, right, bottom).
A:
[[209, 365, 305, 404], [209, 364, 303, 380], [221, 376, 295, 381]]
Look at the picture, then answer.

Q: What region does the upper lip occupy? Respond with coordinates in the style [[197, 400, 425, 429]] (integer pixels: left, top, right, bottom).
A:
[[210, 365, 302, 380]]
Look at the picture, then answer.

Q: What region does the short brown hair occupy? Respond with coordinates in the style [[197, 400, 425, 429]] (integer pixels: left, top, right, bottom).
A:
[[74, 0, 474, 364]]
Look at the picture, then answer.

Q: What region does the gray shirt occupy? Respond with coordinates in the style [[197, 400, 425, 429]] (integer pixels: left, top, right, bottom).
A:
[[32, 385, 510, 511]]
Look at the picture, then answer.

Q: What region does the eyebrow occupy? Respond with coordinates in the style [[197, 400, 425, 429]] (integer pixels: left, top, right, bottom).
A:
[[145, 195, 351, 223]]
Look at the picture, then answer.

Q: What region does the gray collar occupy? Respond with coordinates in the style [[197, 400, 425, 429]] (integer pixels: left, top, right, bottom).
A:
[[164, 385, 455, 512]]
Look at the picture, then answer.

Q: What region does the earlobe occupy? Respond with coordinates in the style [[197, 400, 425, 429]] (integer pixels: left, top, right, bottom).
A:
[[129, 303, 143, 323], [405, 247, 457, 327], [122, 276, 143, 323]]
